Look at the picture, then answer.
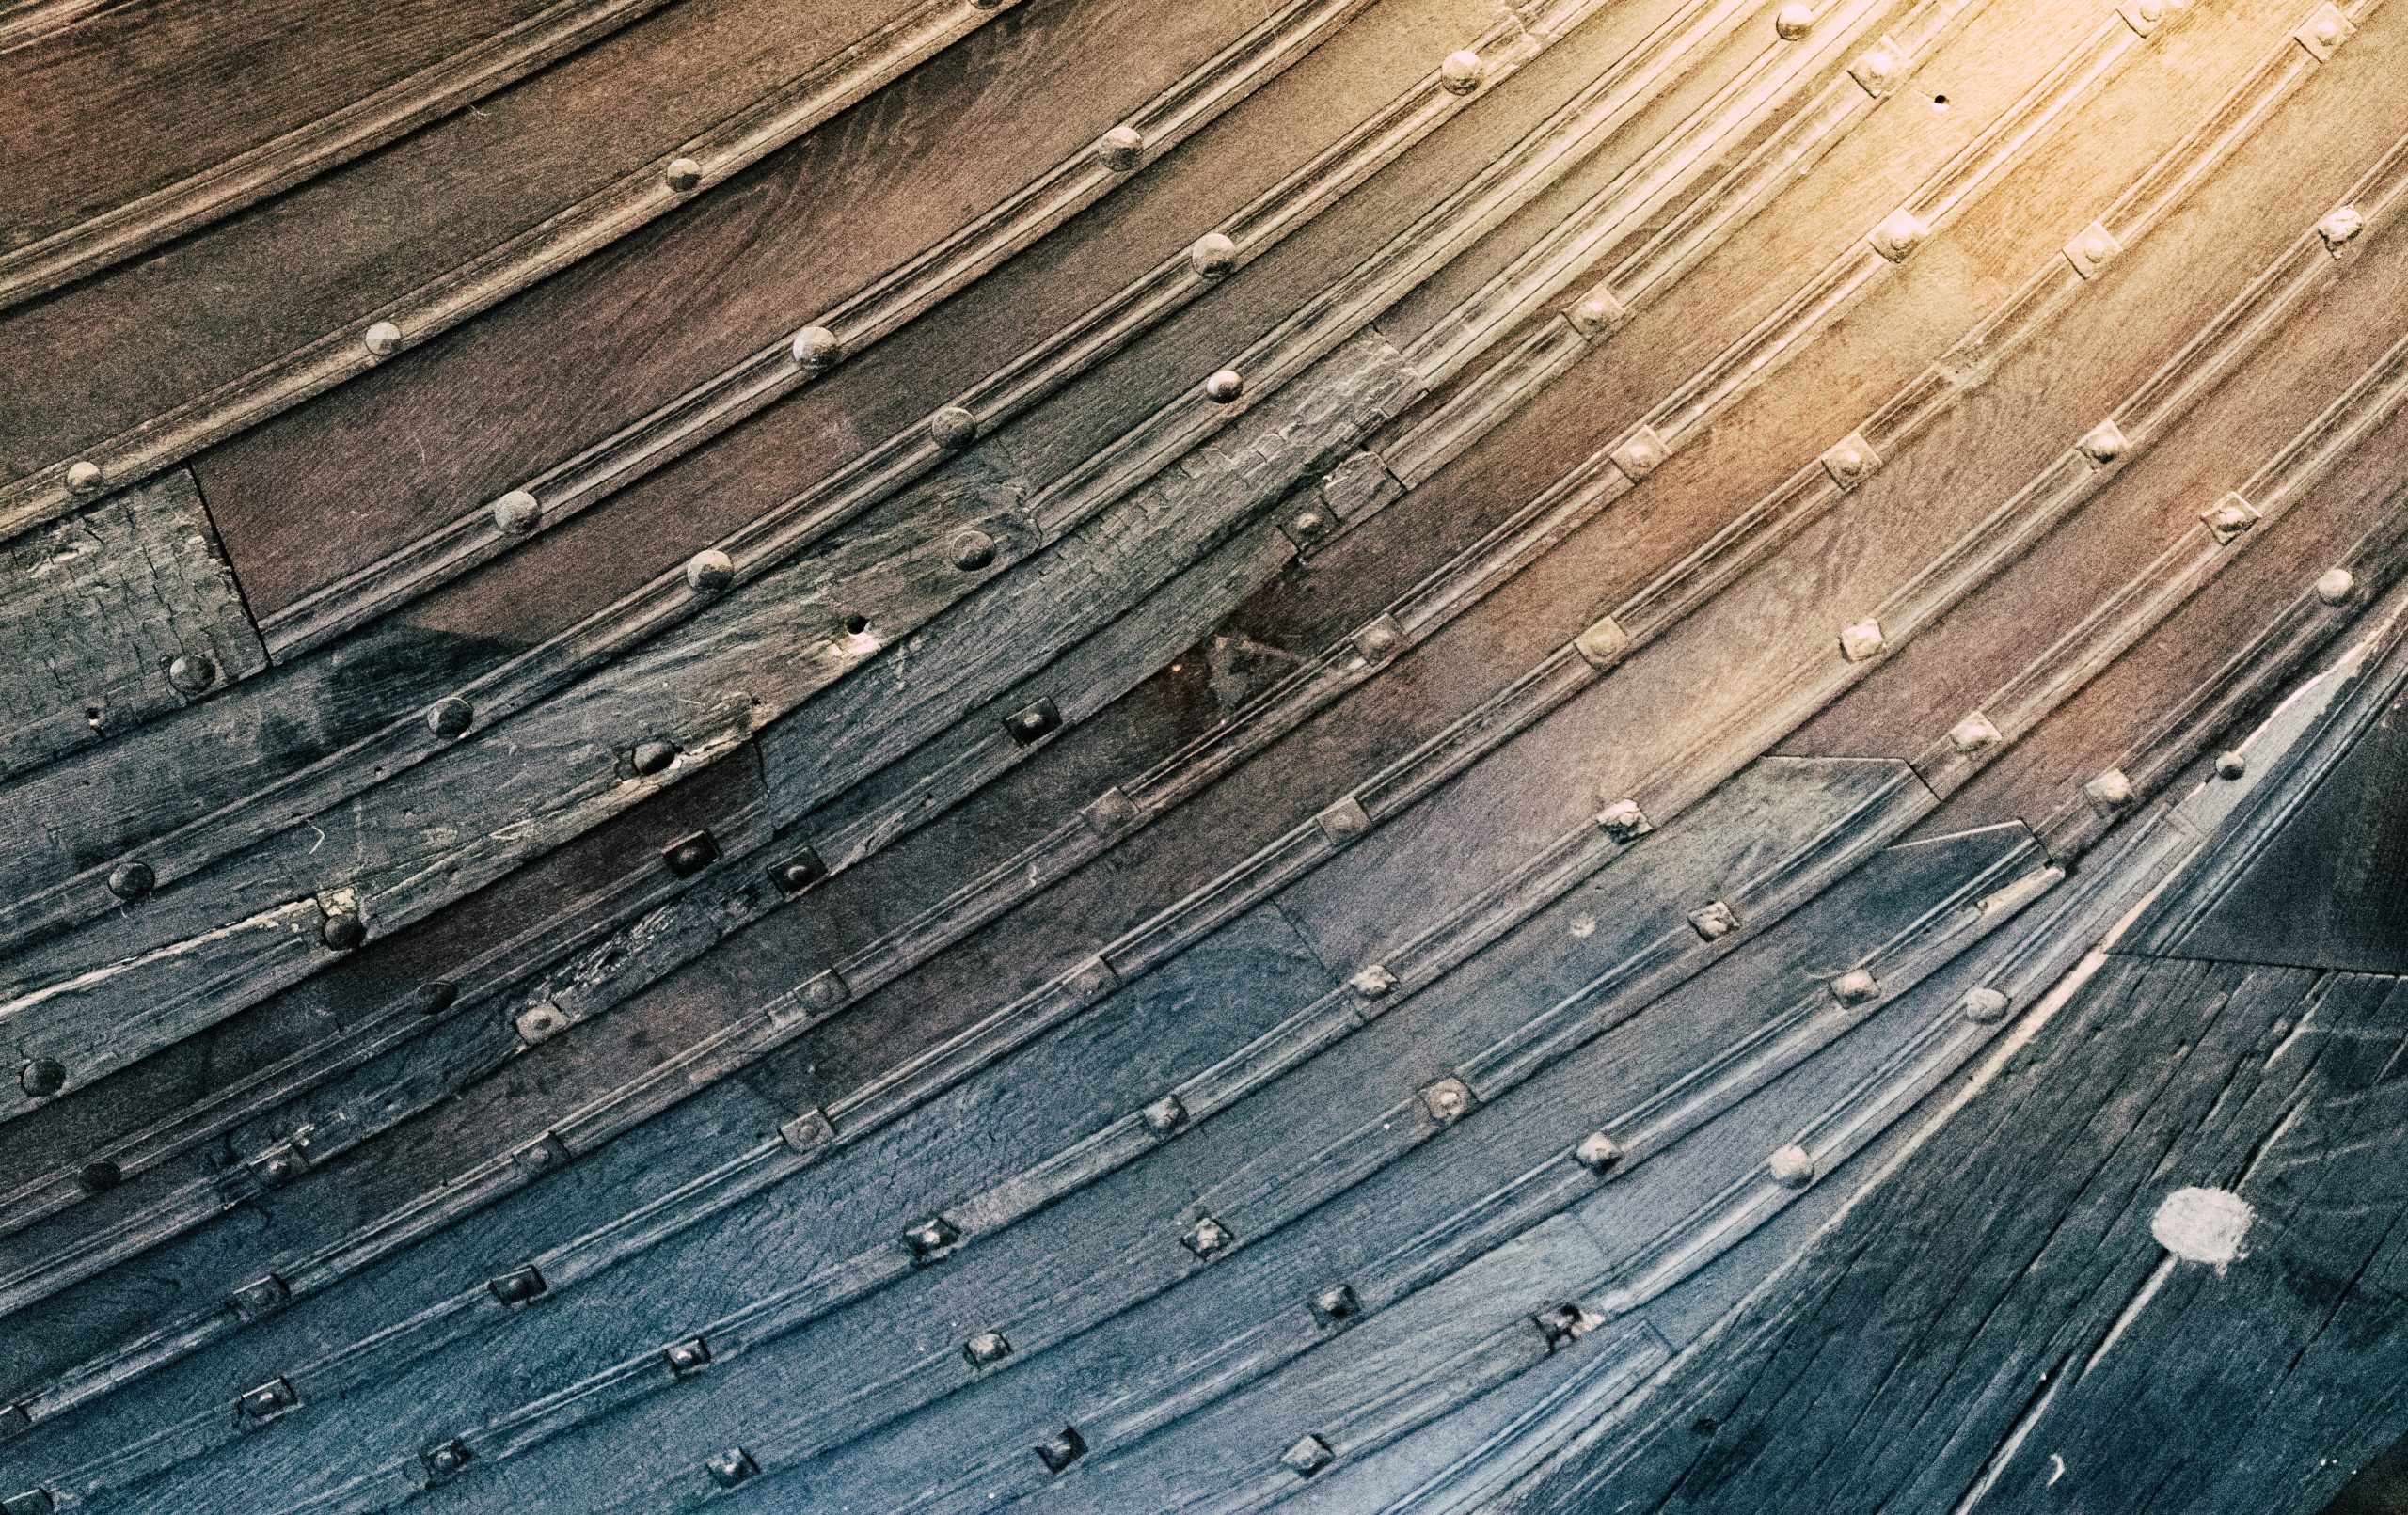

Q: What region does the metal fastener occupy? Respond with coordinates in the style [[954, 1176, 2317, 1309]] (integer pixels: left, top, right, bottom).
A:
[[947, 527, 998, 572], [2316, 567, 2355, 605], [427, 697, 473, 738], [1574, 614, 1630, 669], [2077, 419, 2128, 466], [166, 652, 217, 694], [1283, 502, 1333, 551], [2214, 750, 2246, 781], [1831, 969, 1879, 1003], [1534, 1302, 1594, 1349], [1575, 1130, 1624, 1174], [488, 1265, 547, 1305], [1848, 37, 1905, 96], [964, 1330, 1012, 1366], [663, 831, 719, 878], [1037, 1428, 1086, 1473], [1189, 231, 1238, 278], [686, 548, 734, 593], [929, 405, 978, 450], [790, 324, 843, 371], [514, 1002, 571, 1046], [511, 1134, 569, 1176], [231, 1274, 290, 1318], [1419, 1075, 1476, 1125], [1283, 1434, 1336, 1476], [769, 846, 827, 892], [1081, 787, 1140, 837], [1767, 1144, 1815, 1188], [1948, 713, 2002, 753], [491, 490, 541, 534], [2064, 221, 2121, 279], [1351, 964, 1399, 999], [1184, 1216, 1234, 1258], [1568, 289, 1631, 337], [778, 1108, 834, 1153], [416, 980, 458, 1016], [705, 1448, 757, 1488], [1596, 799, 1650, 843], [905, 1216, 961, 1262], [1776, 1, 1813, 37], [1310, 1283, 1361, 1326], [107, 860, 155, 900], [2293, 1, 2352, 59], [238, 1377, 298, 1423], [2200, 493, 2259, 544], [2085, 767, 2134, 812], [363, 321, 402, 357], [1094, 125, 1144, 171], [666, 1336, 712, 1374], [248, 1142, 308, 1188], [2117, 0, 2168, 35], [1609, 425, 1669, 482], [421, 1440, 471, 1486], [321, 911, 366, 951], [631, 738, 680, 775], [1142, 1095, 1189, 1135], [1868, 208, 1927, 262], [1203, 368, 1244, 403], [1354, 615, 1403, 663], [1821, 432, 1879, 490], [1838, 617, 1885, 663], [1315, 796, 1371, 844], [664, 157, 703, 192], [1439, 49, 1485, 93], [18, 1061, 65, 1098], [1005, 698, 1062, 745], [78, 1159, 121, 1193], [1688, 901, 1736, 940], [1961, 986, 2011, 1023], [65, 459, 103, 494], [1069, 955, 1118, 1002]]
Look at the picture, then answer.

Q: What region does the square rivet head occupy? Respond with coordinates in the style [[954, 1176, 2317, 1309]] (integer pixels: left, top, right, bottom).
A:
[[1419, 1075, 1476, 1125], [1310, 1283, 1361, 1326], [1069, 955, 1119, 1002], [2063, 220, 2122, 279], [1575, 1130, 1624, 1174], [1080, 786, 1141, 838], [964, 1330, 1012, 1366], [798, 968, 850, 1014], [1141, 1094, 1189, 1135], [1184, 1215, 1235, 1258], [2201, 492, 2260, 544], [513, 1002, 570, 1047], [1349, 964, 1399, 1000], [1609, 425, 1669, 482], [1315, 796, 1372, 845], [2294, 1, 2353, 59], [1037, 1427, 1087, 1473], [1830, 969, 1880, 1004], [1688, 901, 1737, 940], [2077, 419, 2128, 466], [2318, 206, 2367, 253], [1004, 697, 1063, 746], [231, 1274, 291, 1319], [0, 1491, 50, 1515], [705, 1448, 758, 1489], [1838, 618, 1886, 664], [421, 1439, 471, 1486], [1948, 713, 2003, 753], [1568, 288, 1632, 338], [488, 1264, 547, 1306], [1352, 615, 1406, 668], [665, 1335, 712, 1375], [1868, 208, 1928, 262], [2085, 766, 2134, 812], [511, 1133, 570, 1177], [1847, 36, 1906, 96], [904, 1215, 961, 1261], [779, 1107, 835, 1155], [768, 845, 828, 893], [2117, 0, 2170, 36], [1283, 502, 1337, 553], [1821, 433, 1880, 491], [1596, 799, 1651, 843], [237, 1377, 298, 1423], [1574, 614, 1631, 670], [1283, 1434, 1336, 1476]]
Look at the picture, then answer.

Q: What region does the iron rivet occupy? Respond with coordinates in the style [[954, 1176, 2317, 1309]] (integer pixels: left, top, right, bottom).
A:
[[778, 1108, 835, 1153], [421, 1439, 471, 1485], [1838, 618, 1885, 663], [685, 549, 734, 593], [1831, 969, 1879, 1003], [790, 324, 844, 371], [512, 1134, 568, 1175], [108, 860, 155, 900], [1610, 425, 1669, 482], [1961, 986, 2011, 1023], [1596, 799, 1650, 843], [905, 1215, 961, 1262], [1355, 619, 1402, 660], [416, 981, 459, 1016], [1183, 1215, 1234, 1258], [1575, 1130, 1623, 1174], [2077, 420, 2128, 466], [1569, 290, 1630, 337], [514, 1002, 571, 1045], [769, 846, 828, 892], [2086, 766, 2134, 811], [491, 490, 541, 534], [663, 831, 719, 877], [237, 1377, 298, 1422], [166, 652, 218, 694], [426, 697, 473, 738], [950, 529, 997, 571], [1189, 231, 1238, 278], [1283, 1434, 1336, 1476], [2316, 567, 2355, 604], [252, 1145, 307, 1187], [1439, 49, 1485, 93], [1849, 39, 1903, 96], [363, 321, 402, 357], [1821, 433, 1879, 489], [1310, 1283, 1361, 1325], [1775, 1, 1813, 36], [964, 1330, 1012, 1366], [1203, 368, 1244, 403], [1350, 964, 1399, 999], [799, 969, 850, 1012], [1315, 796, 1371, 844], [1767, 1144, 1816, 1188], [2214, 750, 2246, 781], [487, 1264, 547, 1305], [664, 156, 703, 192], [665, 1336, 712, 1374], [2200, 493, 2259, 544], [1869, 208, 1927, 262], [1005, 698, 1062, 745], [2065, 221, 2121, 279], [18, 1061, 65, 1098], [1142, 1095, 1189, 1135], [705, 1448, 758, 1488], [1419, 1075, 1475, 1125], [1948, 713, 2003, 753], [1535, 1302, 1593, 1349], [1688, 901, 1736, 940], [322, 912, 366, 951], [231, 1274, 290, 1316], [1037, 1427, 1087, 1473], [928, 405, 978, 450], [1575, 614, 1630, 669], [631, 738, 679, 775], [1094, 125, 1144, 171], [65, 460, 103, 494]]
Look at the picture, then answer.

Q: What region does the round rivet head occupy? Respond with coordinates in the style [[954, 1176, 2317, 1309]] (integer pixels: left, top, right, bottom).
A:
[[1961, 986, 2011, 1023], [1189, 231, 1238, 279], [686, 548, 734, 593], [20, 1059, 66, 1097], [2214, 750, 2247, 781], [664, 156, 703, 192], [426, 697, 473, 738], [166, 653, 217, 695], [1203, 368, 1244, 403], [415, 981, 459, 1017], [928, 405, 978, 450], [1439, 49, 1485, 93], [79, 1160, 122, 1193], [322, 912, 366, 951], [2138, 0, 2164, 17], [66, 459, 103, 494], [2315, 13, 2342, 42], [363, 321, 401, 357], [949, 529, 997, 572], [790, 324, 844, 371], [1776, 1, 1813, 36], [108, 860, 155, 900], [1095, 125, 1144, 171], [491, 490, 541, 534], [2316, 567, 2355, 605], [1767, 1144, 1815, 1189], [631, 738, 679, 776]]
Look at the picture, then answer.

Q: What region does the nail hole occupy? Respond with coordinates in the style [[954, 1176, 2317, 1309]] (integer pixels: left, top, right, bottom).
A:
[[1930, 93, 1949, 110], [843, 613, 869, 636]]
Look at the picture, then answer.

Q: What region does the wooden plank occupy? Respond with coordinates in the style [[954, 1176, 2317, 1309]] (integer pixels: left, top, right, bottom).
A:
[[0, 468, 263, 781]]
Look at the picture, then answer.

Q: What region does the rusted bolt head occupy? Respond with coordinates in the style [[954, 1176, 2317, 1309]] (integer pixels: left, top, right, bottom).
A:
[[491, 489, 541, 534], [631, 739, 679, 776], [108, 860, 155, 900], [949, 529, 997, 572], [685, 548, 735, 593], [928, 405, 978, 450], [1203, 368, 1244, 403], [19, 1059, 66, 1098], [322, 912, 366, 951], [166, 653, 218, 694], [66, 459, 103, 494], [664, 156, 704, 192], [426, 697, 473, 738], [1189, 231, 1238, 278]]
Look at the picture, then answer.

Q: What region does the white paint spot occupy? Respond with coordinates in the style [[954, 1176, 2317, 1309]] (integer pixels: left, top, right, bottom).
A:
[[2151, 1186, 2252, 1270]]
